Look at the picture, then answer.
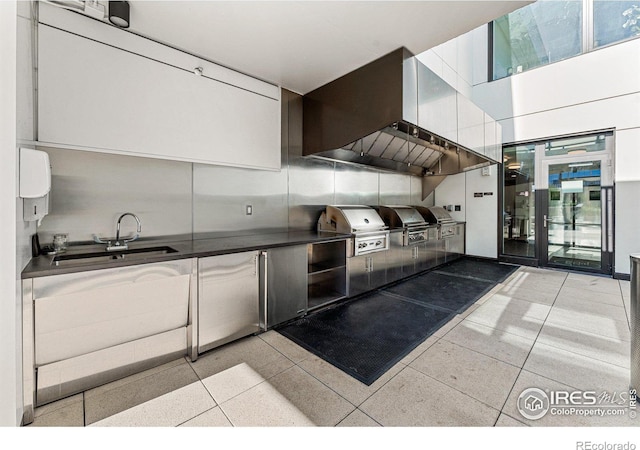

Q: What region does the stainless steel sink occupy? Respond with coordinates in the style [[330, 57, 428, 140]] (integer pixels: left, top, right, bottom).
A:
[[52, 246, 178, 266]]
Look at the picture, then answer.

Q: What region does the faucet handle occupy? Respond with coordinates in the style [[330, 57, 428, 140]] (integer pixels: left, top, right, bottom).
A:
[[93, 235, 109, 244], [123, 234, 139, 244]]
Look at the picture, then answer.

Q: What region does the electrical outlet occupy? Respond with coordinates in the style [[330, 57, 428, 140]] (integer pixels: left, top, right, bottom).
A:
[[455, 205, 461, 211], [245, 205, 253, 215]]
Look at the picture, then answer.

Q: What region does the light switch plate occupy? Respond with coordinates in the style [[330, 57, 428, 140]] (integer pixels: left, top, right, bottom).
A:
[[246, 205, 253, 215]]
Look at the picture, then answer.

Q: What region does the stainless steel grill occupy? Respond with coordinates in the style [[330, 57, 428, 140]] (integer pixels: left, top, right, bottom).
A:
[[318, 205, 389, 256], [377, 206, 433, 246], [413, 206, 457, 239]]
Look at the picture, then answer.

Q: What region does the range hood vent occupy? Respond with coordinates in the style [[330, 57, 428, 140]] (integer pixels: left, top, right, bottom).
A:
[[303, 48, 500, 187]]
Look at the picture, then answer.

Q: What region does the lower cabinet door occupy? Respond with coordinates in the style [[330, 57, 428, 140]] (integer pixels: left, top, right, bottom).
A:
[[368, 252, 388, 290], [198, 251, 260, 353], [423, 241, 438, 270], [347, 255, 369, 297], [265, 245, 308, 328]]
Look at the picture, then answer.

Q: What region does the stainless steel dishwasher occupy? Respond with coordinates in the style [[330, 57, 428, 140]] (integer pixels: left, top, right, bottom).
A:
[[198, 251, 261, 353]]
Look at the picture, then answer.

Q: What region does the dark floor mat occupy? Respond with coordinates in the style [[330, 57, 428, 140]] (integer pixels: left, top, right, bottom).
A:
[[383, 271, 494, 313], [278, 257, 520, 385], [434, 257, 519, 283], [277, 293, 453, 385]]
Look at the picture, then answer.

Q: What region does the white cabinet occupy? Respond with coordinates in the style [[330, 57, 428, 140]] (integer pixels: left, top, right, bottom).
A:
[[38, 24, 281, 170]]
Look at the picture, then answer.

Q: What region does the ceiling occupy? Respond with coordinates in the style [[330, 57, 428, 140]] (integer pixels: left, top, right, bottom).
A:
[[124, 1, 532, 94]]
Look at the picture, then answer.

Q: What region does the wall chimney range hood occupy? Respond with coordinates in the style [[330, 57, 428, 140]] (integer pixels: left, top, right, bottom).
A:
[[303, 48, 502, 197]]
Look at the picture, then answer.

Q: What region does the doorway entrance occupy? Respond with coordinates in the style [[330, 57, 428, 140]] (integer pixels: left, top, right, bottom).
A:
[[501, 132, 614, 275]]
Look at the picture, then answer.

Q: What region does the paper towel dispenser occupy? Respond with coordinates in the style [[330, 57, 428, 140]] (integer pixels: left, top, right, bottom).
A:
[[20, 148, 51, 198], [20, 148, 51, 224]]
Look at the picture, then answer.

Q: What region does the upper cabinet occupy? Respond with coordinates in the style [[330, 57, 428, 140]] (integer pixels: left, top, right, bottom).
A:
[[37, 7, 281, 171]]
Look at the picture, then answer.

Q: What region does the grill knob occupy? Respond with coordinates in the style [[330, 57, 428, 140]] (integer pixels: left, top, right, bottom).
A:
[[376, 241, 381, 246]]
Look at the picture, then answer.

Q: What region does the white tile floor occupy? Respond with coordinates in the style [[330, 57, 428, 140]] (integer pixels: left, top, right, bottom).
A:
[[28, 266, 637, 427]]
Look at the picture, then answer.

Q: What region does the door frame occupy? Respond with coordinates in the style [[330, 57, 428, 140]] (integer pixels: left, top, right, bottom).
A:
[[499, 131, 615, 275], [537, 152, 613, 274]]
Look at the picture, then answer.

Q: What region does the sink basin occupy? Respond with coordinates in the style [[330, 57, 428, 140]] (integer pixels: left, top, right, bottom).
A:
[[52, 246, 178, 267]]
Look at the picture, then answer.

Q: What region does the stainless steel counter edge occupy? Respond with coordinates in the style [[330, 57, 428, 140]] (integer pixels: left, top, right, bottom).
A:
[[22, 231, 352, 279]]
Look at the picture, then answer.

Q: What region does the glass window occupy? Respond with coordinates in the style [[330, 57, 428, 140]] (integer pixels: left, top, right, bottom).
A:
[[502, 144, 536, 257], [492, 0, 583, 80], [544, 134, 607, 156], [594, 1, 640, 48]]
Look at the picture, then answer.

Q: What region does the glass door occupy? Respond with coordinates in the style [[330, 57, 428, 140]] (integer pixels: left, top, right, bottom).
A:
[[540, 154, 613, 274], [500, 132, 614, 274]]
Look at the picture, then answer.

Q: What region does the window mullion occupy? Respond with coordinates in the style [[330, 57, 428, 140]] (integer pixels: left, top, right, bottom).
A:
[[584, 0, 594, 52]]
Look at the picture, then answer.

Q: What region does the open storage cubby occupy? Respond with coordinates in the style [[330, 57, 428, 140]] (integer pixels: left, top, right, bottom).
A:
[[307, 240, 347, 310]]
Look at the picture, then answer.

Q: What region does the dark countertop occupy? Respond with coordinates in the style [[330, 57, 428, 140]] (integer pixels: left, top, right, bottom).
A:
[[22, 230, 351, 279]]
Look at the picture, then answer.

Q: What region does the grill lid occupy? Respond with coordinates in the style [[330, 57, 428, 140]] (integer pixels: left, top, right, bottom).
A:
[[413, 205, 455, 225], [318, 205, 387, 234], [377, 206, 427, 229]]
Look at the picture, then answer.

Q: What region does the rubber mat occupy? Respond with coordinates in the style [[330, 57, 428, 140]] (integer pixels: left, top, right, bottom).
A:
[[277, 292, 453, 385], [434, 257, 519, 283], [277, 257, 519, 385], [383, 271, 494, 314]]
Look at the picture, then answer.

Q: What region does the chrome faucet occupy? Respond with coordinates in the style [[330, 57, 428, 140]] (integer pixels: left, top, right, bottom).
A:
[[94, 212, 142, 251]]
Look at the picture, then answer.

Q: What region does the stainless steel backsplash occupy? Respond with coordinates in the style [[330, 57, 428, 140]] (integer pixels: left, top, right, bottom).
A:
[[36, 147, 193, 245], [36, 90, 433, 243]]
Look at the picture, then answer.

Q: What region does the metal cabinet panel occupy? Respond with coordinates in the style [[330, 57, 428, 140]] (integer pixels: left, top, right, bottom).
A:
[[264, 245, 308, 328], [347, 251, 388, 297], [25, 259, 194, 414], [198, 251, 260, 353], [434, 238, 447, 267], [37, 327, 187, 406], [347, 255, 370, 298], [402, 244, 420, 277], [446, 224, 466, 262], [368, 251, 388, 289], [417, 63, 458, 143], [387, 231, 405, 283], [35, 274, 190, 366]]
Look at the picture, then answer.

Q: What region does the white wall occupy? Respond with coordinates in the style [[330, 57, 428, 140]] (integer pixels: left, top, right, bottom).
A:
[[434, 173, 466, 222], [433, 168, 499, 259], [469, 30, 640, 275], [417, 31, 474, 99], [465, 167, 499, 258], [0, 0, 20, 427], [421, 30, 499, 259]]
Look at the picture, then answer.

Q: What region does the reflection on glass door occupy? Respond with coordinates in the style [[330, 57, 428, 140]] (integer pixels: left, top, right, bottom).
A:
[[502, 144, 536, 258], [545, 161, 602, 269]]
